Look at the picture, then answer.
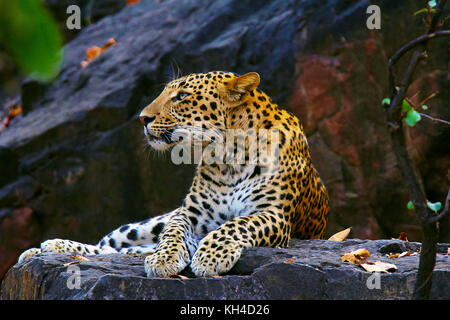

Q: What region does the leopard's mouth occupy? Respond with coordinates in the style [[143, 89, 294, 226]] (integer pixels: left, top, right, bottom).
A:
[[144, 127, 178, 151]]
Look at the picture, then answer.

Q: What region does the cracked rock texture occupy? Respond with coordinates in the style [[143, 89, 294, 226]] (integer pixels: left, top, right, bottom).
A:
[[1, 239, 449, 300]]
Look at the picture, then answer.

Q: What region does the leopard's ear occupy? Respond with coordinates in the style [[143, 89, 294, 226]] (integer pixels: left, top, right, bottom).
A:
[[219, 72, 260, 105]]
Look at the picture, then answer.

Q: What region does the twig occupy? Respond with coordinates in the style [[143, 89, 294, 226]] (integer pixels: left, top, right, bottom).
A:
[[418, 112, 450, 125], [418, 91, 438, 107], [388, 50, 426, 123], [388, 30, 450, 93], [388, 0, 449, 97]]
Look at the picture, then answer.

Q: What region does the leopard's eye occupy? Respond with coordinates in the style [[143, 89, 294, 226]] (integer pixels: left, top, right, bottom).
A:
[[172, 92, 190, 102]]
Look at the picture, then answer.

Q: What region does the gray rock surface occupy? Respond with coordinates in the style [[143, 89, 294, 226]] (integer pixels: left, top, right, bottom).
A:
[[1, 239, 449, 300], [1, 0, 448, 283]]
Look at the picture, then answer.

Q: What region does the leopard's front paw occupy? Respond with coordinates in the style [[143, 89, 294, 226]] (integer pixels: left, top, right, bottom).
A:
[[18, 248, 42, 263], [144, 244, 190, 278], [191, 237, 243, 277]]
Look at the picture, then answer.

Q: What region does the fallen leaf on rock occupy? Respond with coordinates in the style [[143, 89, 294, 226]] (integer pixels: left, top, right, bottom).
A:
[[86, 46, 102, 60], [448, 248, 450, 255], [168, 274, 189, 280], [284, 256, 296, 263], [69, 255, 90, 261], [340, 248, 370, 264], [398, 232, 408, 241], [126, 0, 141, 5], [63, 261, 80, 267], [81, 38, 116, 68], [398, 251, 412, 258], [388, 251, 414, 258], [212, 275, 223, 279], [360, 260, 397, 273], [2, 104, 23, 130], [328, 227, 351, 241]]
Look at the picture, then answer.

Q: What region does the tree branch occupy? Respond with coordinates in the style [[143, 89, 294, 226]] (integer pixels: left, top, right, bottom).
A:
[[383, 0, 449, 300], [388, 30, 450, 95], [388, 0, 449, 97], [418, 112, 450, 125]]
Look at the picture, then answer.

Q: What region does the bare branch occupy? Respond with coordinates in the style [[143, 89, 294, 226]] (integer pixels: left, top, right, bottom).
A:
[[418, 113, 450, 125], [388, 0, 449, 96], [388, 30, 450, 79]]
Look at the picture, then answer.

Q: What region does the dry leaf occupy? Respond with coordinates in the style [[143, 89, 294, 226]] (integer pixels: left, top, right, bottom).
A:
[[448, 248, 450, 255], [398, 232, 408, 241], [81, 38, 116, 68], [340, 248, 370, 264], [328, 227, 351, 241], [86, 46, 102, 60], [351, 248, 370, 257], [2, 105, 23, 129], [398, 251, 412, 258], [360, 260, 397, 273], [212, 275, 223, 279], [388, 251, 415, 258], [63, 261, 80, 267], [126, 0, 141, 5], [284, 256, 296, 263], [69, 255, 90, 261], [168, 274, 189, 279]]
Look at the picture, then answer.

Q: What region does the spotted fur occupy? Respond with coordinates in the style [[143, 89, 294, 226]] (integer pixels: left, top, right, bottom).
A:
[[18, 71, 330, 278]]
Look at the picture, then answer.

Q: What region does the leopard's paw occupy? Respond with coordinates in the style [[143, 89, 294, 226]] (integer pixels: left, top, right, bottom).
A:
[[18, 248, 42, 263], [191, 237, 243, 277], [144, 244, 190, 278]]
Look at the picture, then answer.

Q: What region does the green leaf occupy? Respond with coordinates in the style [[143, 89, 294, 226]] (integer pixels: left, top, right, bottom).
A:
[[382, 98, 391, 107], [0, 0, 63, 81], [421, 105, 428, 110], [407, 201, 415, 210], [405, 109, 421, 127], [427, 201, 442, 213], [402, 100, 412, 113]]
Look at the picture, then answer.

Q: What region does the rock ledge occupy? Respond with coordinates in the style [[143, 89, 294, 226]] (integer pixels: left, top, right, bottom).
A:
[[1, 239, 448, 300]]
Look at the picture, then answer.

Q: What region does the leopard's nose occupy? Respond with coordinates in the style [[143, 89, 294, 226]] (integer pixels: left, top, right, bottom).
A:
[[139, 115, 155, 126]]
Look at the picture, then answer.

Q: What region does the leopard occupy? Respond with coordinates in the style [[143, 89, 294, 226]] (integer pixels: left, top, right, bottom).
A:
[[18, 71, 330, 277]]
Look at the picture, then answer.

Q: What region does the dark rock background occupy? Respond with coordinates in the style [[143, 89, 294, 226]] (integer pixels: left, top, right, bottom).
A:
[[0, 0, 449, 283]]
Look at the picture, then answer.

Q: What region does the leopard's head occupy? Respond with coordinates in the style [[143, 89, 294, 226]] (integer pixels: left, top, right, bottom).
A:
[[139, 71, 260, 151]]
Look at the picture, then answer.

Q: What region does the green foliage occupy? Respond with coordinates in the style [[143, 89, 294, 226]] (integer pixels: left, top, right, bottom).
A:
[[402, 99, 412, 112], [407, 200, 442, 213], [400, 99, 421, 127], [0, 0, 63, 81], [382, 98, 391, 106], [427, 201, 442, 213], [405, 109, 421, 127]]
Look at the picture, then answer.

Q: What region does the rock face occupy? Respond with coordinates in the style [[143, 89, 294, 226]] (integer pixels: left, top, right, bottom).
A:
[[0, 0, 449, 281], [1, 239, 449, 300]]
